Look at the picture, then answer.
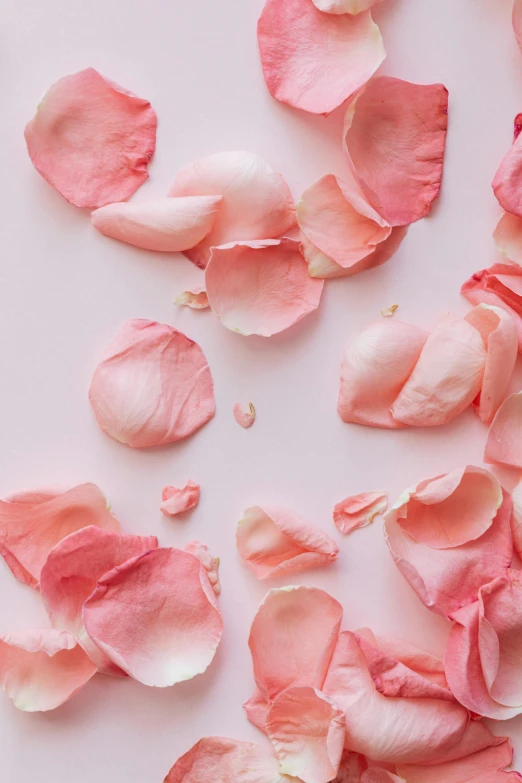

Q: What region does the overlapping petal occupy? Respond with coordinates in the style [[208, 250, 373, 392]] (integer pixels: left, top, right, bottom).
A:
[[493, 114, 522, 216], [462, 264, 522, 351], [397, 739, 522, 782], [184, 540, 221, 596], [485, 392, 522, 468], [493, 212, 522, 263], [333, 491, 387, 534], [510, 479, 522, 559], [161, 481, 200, 517]]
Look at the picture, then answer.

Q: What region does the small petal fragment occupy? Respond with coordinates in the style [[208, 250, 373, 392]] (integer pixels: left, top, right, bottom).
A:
[[237, 505, 339, 579], [205, 239, 324, 337], [493, 212, 522, 263], [381, 305, 398, 318], [174, 289, 210, 309], [312, 0, 382, 13], [89, 319, 215, 448], [462, 263, 522, 351], [333, 491, 387, 534], [161, 481, 200, 517], [233, 402, 256, 429], [302, 226, 407, 279], [257, 0, 385, 115], [397, 739, 522, 783], [485, 392, 522, 468], [25, 68, 157, 208], [0, 630, 96, 712]]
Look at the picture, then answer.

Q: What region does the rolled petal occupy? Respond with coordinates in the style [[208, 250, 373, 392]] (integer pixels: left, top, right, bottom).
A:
[[89, 319, 215, 448], [0, 483, 118, 587], [205, 239, 324, 337], [493, 115, 522, 216], [174, 289, 210, 309], [0, 629, 96, 711], [333, 491, 387, 534], [257, 0, 385, 115], [343, 77, 448, 225], [266, 686, 345, 783], [461, 264, 522, 351], [83, 548, 223, 686], [160, 481, 200, 517], [397, 739, 522, 783], [24, 68, 156, 208], [493, 212, 522, 263], [233, 402, 256, 429], [237, 505, 339, 579], [91, 196, 221, 252], [169, 151, 296, 268], [485, 392, 522, 469]]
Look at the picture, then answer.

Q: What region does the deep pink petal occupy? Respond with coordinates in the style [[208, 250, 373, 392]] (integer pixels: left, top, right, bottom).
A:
[[174, 289, 210, 310], [233, 402, 256, 429], [397, 739, 522, 783], [161, 481, 200, 517], [485, 392, 522, 469], [333, 491, 387, 535], [493, 212, 522, 263]]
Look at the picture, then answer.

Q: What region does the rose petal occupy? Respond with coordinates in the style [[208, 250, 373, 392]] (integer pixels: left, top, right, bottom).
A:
[[362, 772, 402, 783], [493, 212, 522, 263], [343, 77, 448, 225], [24, 68, 156, 208], [168, 151, 296, 268], [83, 548, 223, 686], [301, 226, 407, 279], [492, 114, 522, 216], [89, 318, 215, 448], [333, 491, 387, 535], [338, 319, 429, 428], [174, 289, 210, 309], [514, 0, 522, 53], [312, 0, 383, 13], [511, 478, 522, 559], [91, 196, 221, 252], [184, 540, 221, 596], [0, 629, 96, 712], [266, 687, 345, 783], [161, 481, 200, 517], [243, 686, 271, 731], [233, 402, 256, 429], [485, 392, 522, 469], [462, 264, 522, 351], [237, 505, 339, 579], [397, 739, 522, 783], [361, 632, 450, 690], [0, 483, 118, 587], [205, 239, 324, 337], [257, 0, 385, 115], [335, 750, 368, 782]]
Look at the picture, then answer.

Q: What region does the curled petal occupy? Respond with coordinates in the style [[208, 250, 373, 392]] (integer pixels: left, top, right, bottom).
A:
[[89, 319, 215, 448], [25, 68, 156, 208], [312, 0, 383, 13], [257, 0, 385, 115], [205, 239, 324, 337], [169, 151, 296, 268], [237, 505, 339, 579], [360, 632, 451, 691], [333, 491, 387, 535], [233, 402, 256, 429], [493, 115, 522, 216], [174, 289, 210, 309], [461, 264, 522, 351], [485, 392, 522, 469], [301, 226, 407, 279], [243, 686, 271, 731], [397, 739, 522, 783], [0, 630, 96, 712], [493, 212, 522, 263], [161, 481, 200, 517], [83, 548, 223, 687], [184, 540, 221, 596]]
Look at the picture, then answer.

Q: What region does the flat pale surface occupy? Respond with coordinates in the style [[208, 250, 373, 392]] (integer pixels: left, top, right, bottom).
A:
[[1, 0, 521, 779]]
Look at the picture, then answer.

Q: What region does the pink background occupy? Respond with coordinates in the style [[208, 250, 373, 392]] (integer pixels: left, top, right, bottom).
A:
[[1, 0, 522, 778]]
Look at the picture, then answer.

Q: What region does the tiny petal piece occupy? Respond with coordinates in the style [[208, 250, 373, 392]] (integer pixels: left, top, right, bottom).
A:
[[25, 68, 157, 208], [257, 0, 385, 115], [381, 305, 398, 318], [205, 239, 324, 337], [161, 481, 200, 517], [397, 739, 522, 783], [312, 0, 383, 13], [174, 289, 210, 309], [233, 402, 256, 429], [493, 212, 522, 263], [333, 491, 387, 535], [237, 505, 339, 579], [485, 392, 522, 469], [462, 263, 522, 351], [89, 319, 215, 448]]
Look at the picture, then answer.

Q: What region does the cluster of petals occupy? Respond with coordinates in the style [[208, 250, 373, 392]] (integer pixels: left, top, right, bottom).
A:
[[462, 263, 522, 351]]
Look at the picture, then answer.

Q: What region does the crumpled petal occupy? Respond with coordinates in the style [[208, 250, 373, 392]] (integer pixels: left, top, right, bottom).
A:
[[485, 392, 522, 468], [184, 540, 221, 595], [205, 239, 324, 337], [266, 686, 345, 783], [343, 77, 448, 225], [493, 212, 522, 263], [397, 739, 522, 783], [257, 0, 385, 115], [301, 226, 407, 279], [169, 151, 296, 268], [312, 0, 382, 13], [333, 491, 387, 534], [0, 629, 96, 711], [0, 483, 118, 587], [174, 289, 210, 309], [24, 68, 157, 208], [40, 526, 157, 673], [83, 547, 223, 686], [492, 113, 522, 216], [89, 319, 215, 448], [91, 196, 222, 252], [161, 481, 200, 517], [462, 263, 522, 351], [237, 505, 339, 579], [233, 402, 256, 429]]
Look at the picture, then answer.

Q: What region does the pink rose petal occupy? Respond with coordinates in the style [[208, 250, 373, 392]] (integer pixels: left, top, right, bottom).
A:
[[205, 239, 324, 337], [511, 478, 522, 559], [363, 633, 450, 691], [0, 629, 96, 712], [83, 547, 223, 686], [237, 505, 339, 579], [25, 68, 156, 208], [362, 772, 402, 783], [397, 739, 522, 783], [160, 481, 200, 517], [184, 540, 221, 596], [0, 483, 118, 588], [485, 392, 522, 469], [312, 0, 383, 13], [168, 151, 296, 268], [91, 196, 221, 252], [462, 264, 522, 351], [493, 212, 522, 263], [514, 0, 522, 53], [336, 751, 369, 782], [233, 402, 256, 429], [243, 686, 271, 732], [301, 226, 407, 279], [89, 319, 215, 448], [333, 491, 387, 534], [492, 113, 522, 216], [174, 289, 210, 309]]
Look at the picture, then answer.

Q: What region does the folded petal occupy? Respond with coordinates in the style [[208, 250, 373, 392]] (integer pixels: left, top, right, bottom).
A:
[[89, 319, 215, 448], [0, 629, 96, 711], [205, 239, 324, 337], [184, 540, 221, 596], [510, 478, 522, 559], [174, 289, 210, 309], [462, 264, 522, 351], [343, 77, 448, 225], [237, 505, 339, 579], [168, 151, 296, 268], [493, 114, 522, 216], [243, 686, 271, 731], [0, 483, 118, 587], [83, 548, 223, 686], [333, 491, 387, 534], [485, 392, 522, 468], [397, 739, 522, 783], [161, 481, 200, 517], [493, 212, 522, 263], [312, 0, 382, 12], [24, 68, 156, 208], [257, 0, 385, 115], [233, 402, 256, 429]]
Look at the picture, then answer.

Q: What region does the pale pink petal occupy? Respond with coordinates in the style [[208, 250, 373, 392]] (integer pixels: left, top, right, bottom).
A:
[[243, 686, 271, 731], [343, 77, 448, 225], [83, 548, 223, 686], [493, 212, 522, 263], [397, 739, 522, 783], [89, 319, 215, 448], [0, 483, 118, 588], [174, 289, 210, 309], [514, 0, 522, 53], [464, 305, 517, 424], [492, 114, 522, 216], [510, 478, 522, 559], [237, 505, 339, 579], [485, 392, 522, 469], [0, 629, 96, 712], [333, 491, 387, 535], [184, 540, 221, 596], [312, 0, 383, 13], [233, 402, 256, 429], [301, 226, 407, 279], [257, 1, 385, 115], [360, 632, 450, 691], [205, 239, 324, 337], [338, 320, 428, 428], [390, 313, 486, 427], [91, 196, 221, 252], [168, 151, 296, 268], [266, 687, 345, 783], [160, 481, 200, 517], [462, 264, 522, 351], [24, 68, 156, 208]]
